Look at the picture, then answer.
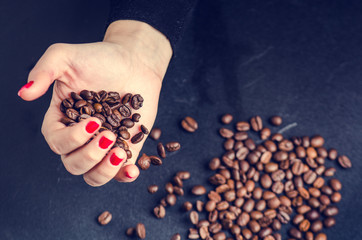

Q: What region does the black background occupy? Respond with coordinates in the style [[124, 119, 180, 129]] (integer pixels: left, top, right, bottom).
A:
[[1, 0, 362, 239]]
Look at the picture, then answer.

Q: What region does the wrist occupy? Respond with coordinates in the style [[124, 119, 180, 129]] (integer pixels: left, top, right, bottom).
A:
[[103, 20, 172, 81]]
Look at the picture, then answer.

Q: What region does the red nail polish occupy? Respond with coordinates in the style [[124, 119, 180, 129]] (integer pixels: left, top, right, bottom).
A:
[[125, 171, 134, 179], [17, 81, 34, 96], [110, 153, 124, 166], [86, 121, 99, 133], [99, 136, 113, 149]]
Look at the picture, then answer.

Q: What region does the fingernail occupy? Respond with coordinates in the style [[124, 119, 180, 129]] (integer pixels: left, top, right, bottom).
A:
[[125, 171, 135, 179], [110, 153, 124, 166], [86, 121, 99, 133], [17, 81, 34, 96], [99, 136, 113, 149]]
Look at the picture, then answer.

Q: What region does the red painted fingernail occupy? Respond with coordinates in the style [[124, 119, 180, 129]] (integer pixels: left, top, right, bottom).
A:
[[17, 81, 34, 96], [110, 153, 124, 166], [86, 121, 99, 133], [99, 136, 113, 149], [125, 171, 135, 179]]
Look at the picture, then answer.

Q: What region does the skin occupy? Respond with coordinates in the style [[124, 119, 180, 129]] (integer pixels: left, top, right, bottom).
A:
[[18, 20, 172, 186]]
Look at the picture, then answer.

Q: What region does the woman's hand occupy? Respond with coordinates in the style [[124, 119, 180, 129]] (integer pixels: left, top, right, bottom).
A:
[[18, 20, 172, 186]]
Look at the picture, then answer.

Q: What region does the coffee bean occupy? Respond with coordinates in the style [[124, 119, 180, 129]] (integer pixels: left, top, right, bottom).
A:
[[165, 141, 181, 152], [248, 220, 261, 233], [150, 155, 162, 166], [107, 114, 120, 127], [131, 132, 144, 144], [173, 176, 183, 187], [260, 128, 271, 140], [79, 90, 93, 100], [135, 223, 146, 239], [274, 151, 288, 162], [190, 211, 199, 225], [221, 114, 233, 124], [118, 127, 130, 140], [93, 113, 106, 123], [270, 116, 282, 126], [138, 153, 151, 170], [148, 185, 158, 194], [70, 92, 83, 101], [182, 201, 193, 211], [166, 194, 177, 206], [154, 204, 166, 218], [121, 118, 134, 128], [74, 99, 87, 109], [170, 233, 181, 240], [188, 228, 199, 239], [323, 206, 339, 217], [311, 220, 323, 233], [192, 185, 207, 195], [324, 167, 336, 177], [60, 117, 75, 126], [126, 227, 135, 236], [98, 211, 112, 225], [235, 121, 250, 131], [181, 116, 198, 132], [140, 125, 149, 134], [157, 142, 166, 158], [289, 228, 302, 238], [260, 174, 272, 189], [338, 155, 352, 168], [195, 200, 204, 212], [66, 108, 80, 120], [243, 199, 255, 213], [118, 104, 131, 117], [131, 113, 141, 122], [219, 128, 234, 138], [292, 161, 304, 176], [250, 116, 263, 131], [311, 135, 325, 148], [213, 232, 226, 240], [303, 170, 317, 185], [177, 171, 191, 180], [101, 102, 112, 116], [130, 94, 143, 110], [329, 178, 342, 191], [331, 192, 342, 203], [150, 127, 162, 140], [315, 233, 327, 240], [174, 187, 184, 196], [62, 98, 74, 108], [245, 138, 256, 150]]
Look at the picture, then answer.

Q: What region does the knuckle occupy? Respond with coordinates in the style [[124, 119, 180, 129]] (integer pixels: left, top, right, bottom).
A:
[[47, 43, 68, 53], [83, 175, 104, 187], [62, 157, 82, 176]]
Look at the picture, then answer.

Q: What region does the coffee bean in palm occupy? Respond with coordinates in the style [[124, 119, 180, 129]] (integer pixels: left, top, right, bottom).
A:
[[98, 211, 112, 225], [117, 127, 130, 140], [165, 142, 181, 152], [70, 92, 82, 101], [221, 114, 233, 124], [60, 117, 75, 126], [148, 185, 158, 194], [150, 155, 162, 165], [78, 114, 91, 121], [106, 114, 120, 127], [101, 102, 112, 116], [130, 113, 141, 123], [130, 94, 143, 109], [66, 108, 80, 120], [269, 115, 282, 126], [338, 155, 352, 168], [139, 125, 148, 135], [74, 99, 87, 109], [135, 223, 146, 239], [250, 115, 263, 131], [93, 103, 103, 113], [62, 98, 74, 108], [118, 104, 131, 117], [120, 118, 134, 128], [138, 153, 151, 170], [80, 90, 93, 100]]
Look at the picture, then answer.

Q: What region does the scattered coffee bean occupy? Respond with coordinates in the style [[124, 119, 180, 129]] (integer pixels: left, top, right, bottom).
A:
[[135, 223, 146, 239], [150, 155, 163, 166], [182, 201, 193, 212], [221, 114, 233, 124], [126, 227, 135, 236], [250, 115, 263, 131], [157, 142, 166, 158], [141, 125, 149, 134], [338, 155, 352, 168], [165, 142, 181, 152], [181, 116, 198, 132], [98, 211, 112, 226], [154, 205, 166, 218], [131, 132, 144, 144], [148, 185, 158, 194], [138, 154, 151, 170], [170, 233, 181, 240], [150, 127, 162, 140], [269, 116, 282, 126], [192, 185, 207, 195]]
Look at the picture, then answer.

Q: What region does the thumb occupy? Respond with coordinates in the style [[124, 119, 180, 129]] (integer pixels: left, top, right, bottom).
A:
[[18, 43, 70, 101]]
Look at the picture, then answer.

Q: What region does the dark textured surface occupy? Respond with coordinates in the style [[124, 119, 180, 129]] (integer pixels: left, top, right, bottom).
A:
[[1, 0, 362, 239]]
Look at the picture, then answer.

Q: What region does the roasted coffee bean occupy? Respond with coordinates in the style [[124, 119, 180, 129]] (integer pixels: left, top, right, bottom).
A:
[[195, 200, 204, 212], [130, 94, 143, 109], [182, 201, 193, 211], [338, 155, 352, 168], [166, 194, 177, 206], [234, 131, 248, 141], [324, 167, 336, 177], [66, 108, 80, 120], [242, 228, 253, 239], [181, 116, 198, 132], [236, 121, 250, 131], [274, 151, 288, 162], [150, 155, 162, 166], [190, 211, 199, 225], [329, 178, 342, 191], [177, 171, 191, 180], [147, 184, 158, 194], [118, 104, 131, 117], [101, 102, 112, 116], [289, 228, 302, 239], [62, 98, 74, 108], [315, 233, 327, 240], [93, 113, 106, 123], [135, 223, 146, 239], [126, 227, 135, 237], [245, 138, 256, 150], [153, 204, 166, 218], [324, 217, 336, 228], [270, 116, 282, 126], [192, 185, 207, 195], [213, 232, 226, 240], [98, 211, 112, 225], [219, 128, 234, 138], [138, 153, 151, 170], [313, 177, 325, 188], [131, 113, 141, 122], [260, 174, 272, 189], [331, 192, 342, 203], [188, 228, 199, 239], [250, 116, 263, 131], [224, 138, 235, 150], [279, 139, 294, 151], [60, 117, 75, 126], [70, 92, 83, 101], [140, 125, 149, 134], [221, 114, 233, 124], [131, 132, 144, 144], [311, 220, 323, 233], [328, 148, 338, 160], [292, 161, 304, 176], [165, 182, 174, 194], [120, 93, 131, 104], [173, 176, 183, 187], [107, 114, 120, 127], [248, 220, 261, 233], [304, 170, 317, 185], [74, 99, 87, 109], [165, 142, 181, 152], [157, 142, 166, 158], [271, 181, 284, 194], [174, 186, 184, 196], [323, 206, 339, 217], [150, 127, 161, 140], [243, 199, 255, 213], [311, 135, 325, 148], [260, 128, 271, 140], [121, 118, 134, 128], [170, 233, 181, 240], [118, 127, 130, 140], [259, 227, 272, 238]]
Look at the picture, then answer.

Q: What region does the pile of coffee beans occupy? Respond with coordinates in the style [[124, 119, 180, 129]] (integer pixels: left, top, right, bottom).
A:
[[59, 90, 148, 159], [142, 115, 350, 240]]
